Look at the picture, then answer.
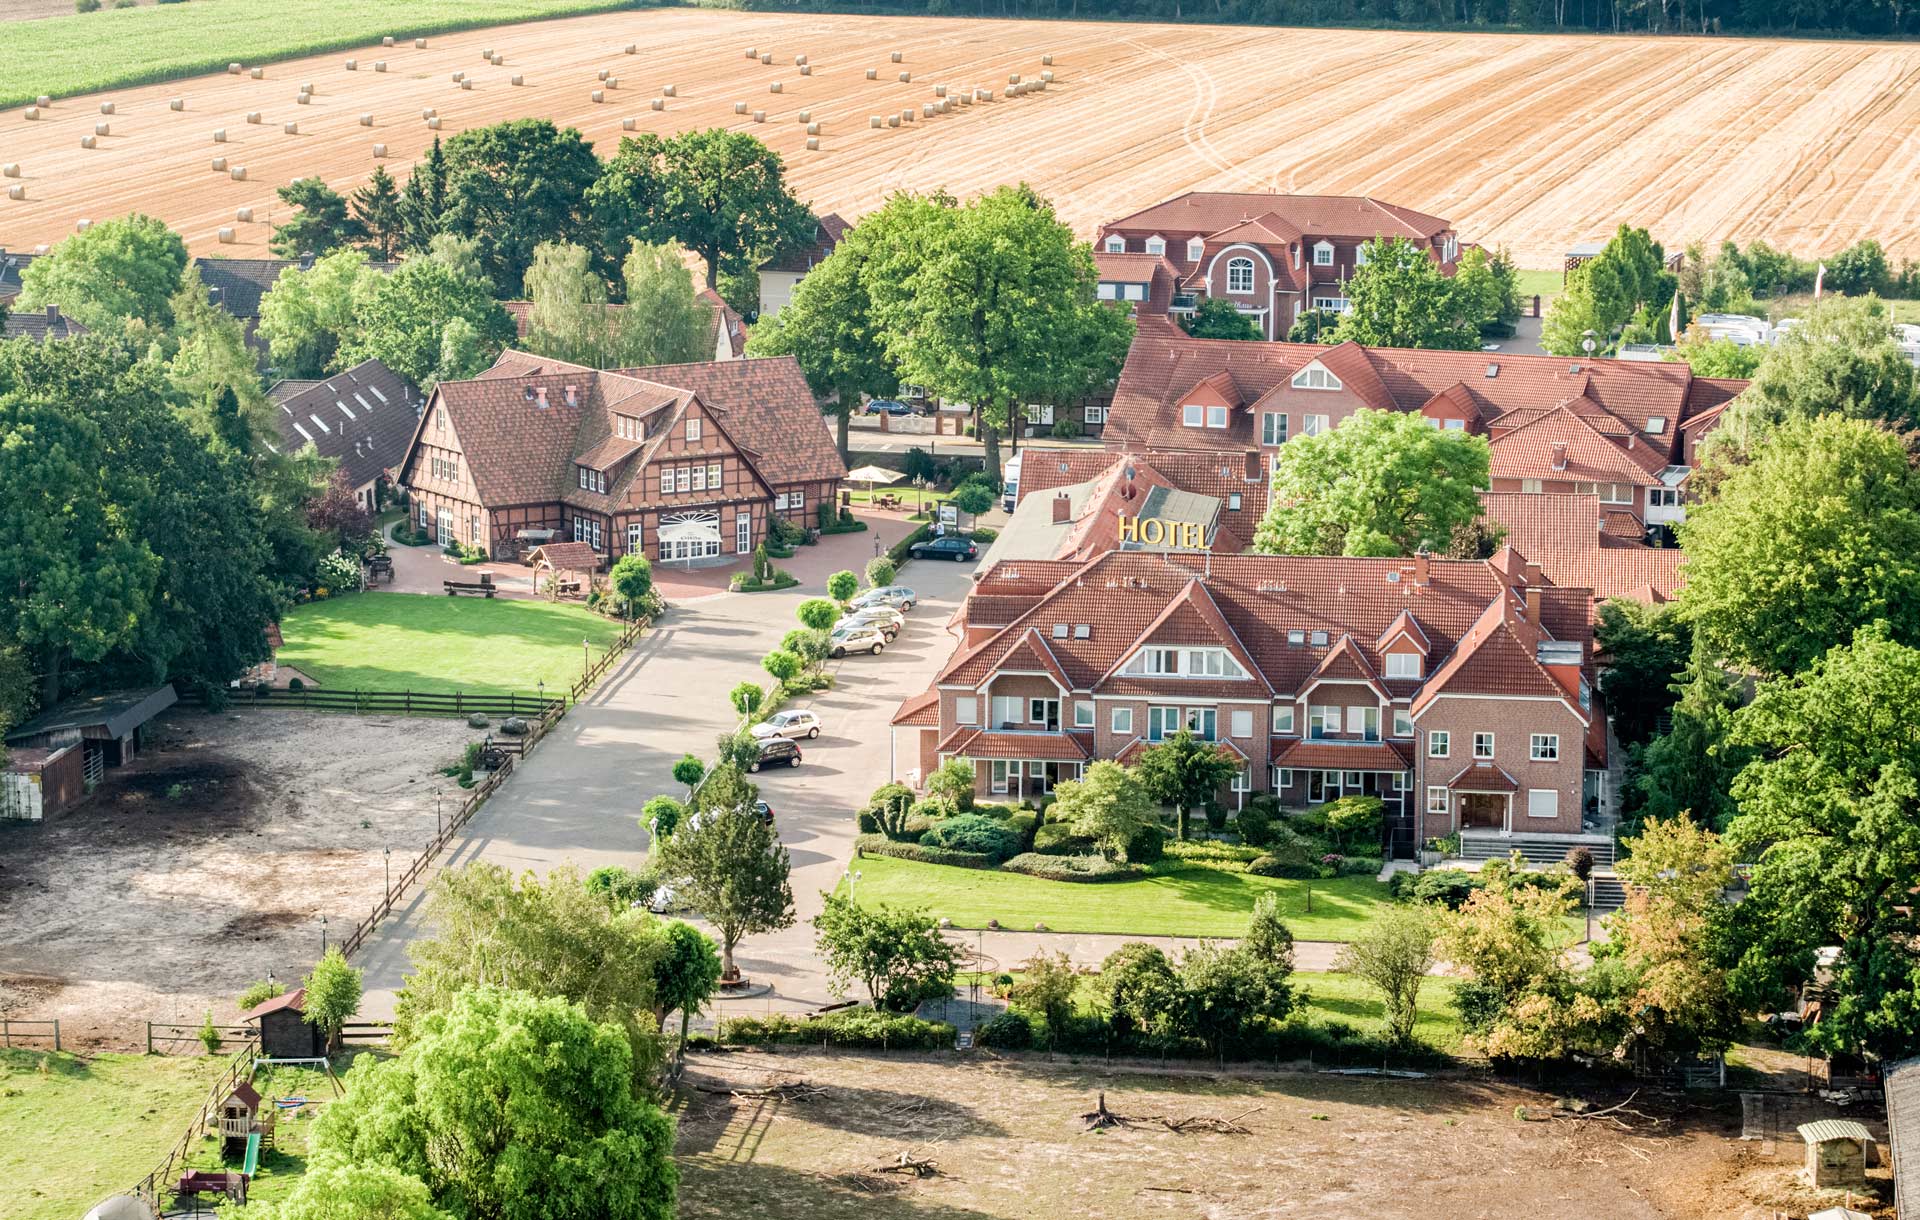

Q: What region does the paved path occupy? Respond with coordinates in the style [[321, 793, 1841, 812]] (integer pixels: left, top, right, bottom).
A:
[[355, 552, 977, 1019]]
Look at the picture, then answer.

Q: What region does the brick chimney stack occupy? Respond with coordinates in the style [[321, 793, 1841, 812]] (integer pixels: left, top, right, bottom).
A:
[[1522, 560, 1542, 586], [1052, 492, 1072, 523], [1524, 586, 1542, 623], [44, 303, 59, 323], [1413, 549, 1431, 587], [1550, 441, 1569, 471], [1244, 450, 1261, 482]]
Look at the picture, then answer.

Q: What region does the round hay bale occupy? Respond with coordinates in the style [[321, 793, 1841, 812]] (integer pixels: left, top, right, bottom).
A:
[[36, 95, 50, 107], [795, 54, 807, 65], [373, 143, 388, 157], [491, 54, 504, 66], [360, 113, 374, 126], [625, 43, 638, 54], [169, 98, 184, 111], [902, 108, 914, 123], [799, 64, 811, 76], [1009, 73, 1021, 84], [482, 48, 493, 59], [374, 61, 388, 73], [460, 79, 473, 91], [606, 77, 619, 89], [100, 101, 115, 115], [922, 103, 935, 117], [890, 50, 903, 63], [958, 92, 971, 106], [745, 46, 757, 58], [452, 71, 465, 82], [24, 107, 40, 120], [94, 121, 110, 136], [76, 219, 92, 233], [427, 117, 442, 130], [898, 71, 911, 83], [297, 92, 311, 104], [733, 101, 747, 114], [886, 114, 899, 128], [934, 84, 947, 97], [592, 90, 605, 103], [5, 185, 22, 201], [237, 206, 253, 222], [650, 98, 664, 111], [218, 227, 236, 243], [598, 69, 609, 81], [421, 107, 436, 119], [806, 137, 819, 150], [797, 109, 811, 122], [250, 67, 264, 80], [759, 52, 772, 64], [511, 74, 525, 86], [622, 117, 637, 130], [229, 166, 247, 180], [1042, 53, 1054, 65], [870, 115, 882, 128], [806, 121, 820, 135], [753, 109, 766, 122], [1, 163, 18, 178], [769, 81, 781, 93], [865, 68, 877, 80], [1033, 78, 1046, 90], [213, 128, 226, 141], [662, 84, 676, 96], [246, 111, 262, 124], [1041, 70, 1054, 82], [414, 37, 426, 49], [283, 121, 298, 134], [228, 62, 243, 74], [300, 81, 314, 93], [345, 59, 357, 70], [382, 35, 395, 46]]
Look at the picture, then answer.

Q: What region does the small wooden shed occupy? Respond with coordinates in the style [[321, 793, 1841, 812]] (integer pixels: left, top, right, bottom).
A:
[[2, 744, 84, 821], [527, 541, 603, 600], [4, 685, 176, 776], [1800, 1118, 1875, 1189], [245, 987, 323, 1059]]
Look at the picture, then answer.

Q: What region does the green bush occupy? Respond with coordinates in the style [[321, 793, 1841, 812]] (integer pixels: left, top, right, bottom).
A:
[[1164, 839, 1264, 864], [856, 808, 880, 834], [1123, 823, 1166, 865], [1005, 810, 1039, 849], [1235, 803, 1273, 848], [719, 1008, 955, 1050], [971, 802, 1019, 820], [75, 0, 102, 12], [585, 865, 657, 907], [1000, 852, 1142, 882], [1390, 868, 1481, 908], [973, 1010, 1034, 1049], [1247, 854, 1318, 879], [1032, 823, 1096, 856], [920, 814, 1023, 863], [968, 527, 998, 543], [1338, 856, 1385, 876], [887, 523, 933, 566], [854, 833, 994, 870]]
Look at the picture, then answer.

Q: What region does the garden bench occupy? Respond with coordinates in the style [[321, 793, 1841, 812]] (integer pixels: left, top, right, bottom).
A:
[[444, 579, 496, 598]]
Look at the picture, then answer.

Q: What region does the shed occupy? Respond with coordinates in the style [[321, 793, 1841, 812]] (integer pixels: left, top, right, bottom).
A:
[[4, 685, 176, 773], [245, 987, 323, 1059], [1888, 1057, 1920, 1219], [1800, 1118, 1875, 1189], [2, 743, 85, 821], [216, 1079, 263, 1149], [527, 541, 603, 599]]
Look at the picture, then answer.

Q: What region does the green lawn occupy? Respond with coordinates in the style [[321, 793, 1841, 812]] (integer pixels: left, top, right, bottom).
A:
[[847, 855, 1391, 941], [0, 1048, 226, 1220], [1512, 267, 1564, 304], [277, 591, 627, 697], [0, 0, 638, 109]]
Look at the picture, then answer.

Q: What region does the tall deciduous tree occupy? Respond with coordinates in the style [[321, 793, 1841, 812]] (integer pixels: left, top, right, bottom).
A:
[[1333, 902, 1435, 1046], [352, 166, 406, 261], [312, 988, 677, 1220], [617, 240, 713, 367], [812, 893, 958, 1010], [17, 213, 188, 332], [1602, 815, 1739, 1058], [655, 804, 794, 981], [440, 119, 602, 296], [1679, 413, 1920, 676], [1253, 408, 1490, 556], [1629, 641, 1751, 832], [339, 257, 516, 389], [271, 178, 365, 259], [1331, 236, 1480, 350], [652, 130, 811, 305], [1542, 224, 1675, 355], [1051, 760, 1158, 861], [228, 1162, 453, 1220], [257, 248, 369, 377], [1595, 598, 1691, 748], [523, 240, 614, 366], [1181, 296, 1261, 341], [1134, 728, 1239, 840], [302, 946, 362, 1052]]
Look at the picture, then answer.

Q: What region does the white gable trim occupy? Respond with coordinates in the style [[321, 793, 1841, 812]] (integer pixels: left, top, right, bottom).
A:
[[1205, 243, 1276, 284]]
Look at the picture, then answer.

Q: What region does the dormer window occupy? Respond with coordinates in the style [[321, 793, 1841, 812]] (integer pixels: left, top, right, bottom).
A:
[[1145, 235, 1165, 256], [1291, 364, 1342, 391], [1384, 652, 1422, 679], [577, 465, 607, 494], [1312, 242, 1334, 267], [1644, 416, 1667, 434], [1206, 405, 1228, 428], [1183, 404, 1204, 428], [1187, 237, 1204, 262], [1293, 245, 1301, 270], [1122, 646, 1246, 679], [614, 413, 640, 440], [1105, 235, 1125, 253], [1354, 244, 1370, 268], [1226, 258, 1255, 294]]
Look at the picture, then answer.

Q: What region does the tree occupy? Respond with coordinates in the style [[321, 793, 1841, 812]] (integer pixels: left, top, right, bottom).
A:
[[865, 556, 896, 588], [672, 753, 705, 794], [1287, 307, 1340, 344], [827, 569, 858, 604], [642, 794, 685, 840], [1333, 903, 1435, 1046], [257, 248, 367, 377], [302, 946, 362, 1053], [812, 893, 958, 1010], [396, 862, 670, 1082], [1631, 642, 1752, 831], [864, 186, 1131, 486], [338, 256, 517, 389], [588, 133, 670, 276], [312, 988, 676, 1220], [1584, 224, 1675, 336], [1436, 865, 1578, 1038], [228, 1162, 453, 1220], [307, 467, 376, 552], [351, 166, 406, 260], [1600, 815, 1739, 1058], [1824, 238, 1890, 296], [924, 756, 976, 815], [163, 267, 275, 455], [1452, 245, 1521, 333], [1595, 598, 1691, 748], [1096, 942, 1183, 1039], [655, 804, 794, 981], [949, 481, 996, 522], [435, 317, 489, 386], [1050, 761, 1157, 861], [796, 597, 839, 631], [1539, 270, 1610, 358], [609, 553, 652, 619], [643, 130, 812, 302], [1177, 940, 1296, 1056], [428, 232, 488, 286], [1009, 950, 1081, 1037], [1331, 236, 1479, 350], [1723, 625, 1920, 1059], [17, 213, 188, 332], [745, 234, 899, 457], [728, 681, 763, 721], [1242, 893, 1296, 971], [1664, 333, 1763, 379], [523, 240, 616, 367], [617, 240, 714, 367], [1679, 414, 1920, 676], [1253, 408, 1490, 557], [651, 920, 721, 1066], [1181, 296, 1261, 341], [271, 178, 365, 258], [760, 648, 800, 686], [441, 118, 602, 296], [1134, 728, 1239, 840], [398, 136, 450, 253]]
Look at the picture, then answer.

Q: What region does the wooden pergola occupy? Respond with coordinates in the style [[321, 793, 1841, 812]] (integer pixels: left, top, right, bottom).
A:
[[526, 541, 603, 600]]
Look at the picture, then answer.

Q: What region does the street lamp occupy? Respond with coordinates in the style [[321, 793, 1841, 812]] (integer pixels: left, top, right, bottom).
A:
[[436, 789, 444, 835], [320, 915, 328, 954], [582, 636, 591, 676], [384, 846, 392, 896], [843, 868, 862, 903]]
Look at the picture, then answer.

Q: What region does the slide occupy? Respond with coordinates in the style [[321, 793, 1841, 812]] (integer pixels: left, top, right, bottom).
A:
[[242, 1132, 261, 1176]]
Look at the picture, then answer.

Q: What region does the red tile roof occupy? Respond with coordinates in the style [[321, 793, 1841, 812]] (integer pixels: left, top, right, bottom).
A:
[[1103, 193, 1452, 245], [760, 212, 849, 274], [616, 356, 845, 487], [1446, 761, 1519, 792], [891, 687, 941, 727], [1274, 739, 1414, 771], [1488, 405, 1668, 485], [1480, 492, 1685, 606], [528, 541, 602, 573], [937, 727, 1093, 762], [245, 987, 306, 1019]]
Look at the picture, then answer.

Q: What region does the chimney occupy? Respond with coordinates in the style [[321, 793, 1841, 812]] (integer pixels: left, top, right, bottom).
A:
[[1052, 492, 1072, 523], [1522, 560, 1542, 587], [1244, 450, 1261, 481], [534, 387, 549, 410], [1412, 548, 1431, 587], [1524, 586, 1542, 623], [44, 303, 59, 323], [563, 384, 579, 407], [1550, 441, 1569, 471]]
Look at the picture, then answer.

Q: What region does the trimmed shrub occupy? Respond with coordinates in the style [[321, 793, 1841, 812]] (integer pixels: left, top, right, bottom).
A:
[[973, 1009, 1033, 1049], [1338, 855, 1385, 876], [1235, 803, 1273, 848], [1003, 810, 1039, 851], [971, 803, 1020, 820], [1564, 845, 1595, 881], [1122, 823, 1165, 865], [920, 814, 1023, 864], [854, 833, 993, 870], [1390, 867, 1481, 908], [1032, 823, 1095, 856], [1000, 852, 1141, 882], [1164, 839, 1263, 864], [719, 1008, 955, 1050], [1247, 854, 1318, 879]]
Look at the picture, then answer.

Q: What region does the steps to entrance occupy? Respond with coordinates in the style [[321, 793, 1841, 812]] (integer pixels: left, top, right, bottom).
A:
[[1587, 874, 1627, 911], [1458, 832, 1615, 869]]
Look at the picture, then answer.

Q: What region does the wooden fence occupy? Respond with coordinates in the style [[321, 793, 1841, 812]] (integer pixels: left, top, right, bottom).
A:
[[146, 1022, 253, 1055], [130, 1035, 260, 1212], [0, 1018, 59, 1050], [184, 686, 563, 719], [571, 616, 645, 702]]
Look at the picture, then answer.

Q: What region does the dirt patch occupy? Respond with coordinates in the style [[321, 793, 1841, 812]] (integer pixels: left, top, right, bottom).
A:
[[671, 1050, 1816, 1218], [0, 709, 478, 1048]]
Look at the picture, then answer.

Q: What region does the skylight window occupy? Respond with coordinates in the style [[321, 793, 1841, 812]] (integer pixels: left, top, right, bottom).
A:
[[336, 400, 357, 420], [308, 414, 330, 434]]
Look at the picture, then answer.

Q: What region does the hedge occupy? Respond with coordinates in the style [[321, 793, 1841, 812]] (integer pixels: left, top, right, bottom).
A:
[[718, 1009, 956, 1050], [1032, 823, 1095, 856], [854, 833, 994, 870], [886, 523, 934, 566], [920, 814, 1024, 863], [1000, 852, 1142, 882]]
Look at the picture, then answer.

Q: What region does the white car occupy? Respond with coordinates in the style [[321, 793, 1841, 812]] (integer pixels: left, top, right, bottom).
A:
[[752, 709, 822, 740], [851, 585, 917, 612], [827, 622, 888, 658], [836, 606, 904, 639]]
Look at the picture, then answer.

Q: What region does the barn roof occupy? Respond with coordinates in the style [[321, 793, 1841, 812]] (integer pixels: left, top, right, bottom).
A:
[[5, 686, 176, 744]]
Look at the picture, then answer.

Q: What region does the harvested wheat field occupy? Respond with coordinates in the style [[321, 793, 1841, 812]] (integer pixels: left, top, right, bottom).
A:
[[3, 11, 1920, 265]]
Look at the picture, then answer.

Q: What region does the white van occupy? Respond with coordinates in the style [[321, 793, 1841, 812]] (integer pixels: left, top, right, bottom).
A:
[[1002, 452, 1022, 513]]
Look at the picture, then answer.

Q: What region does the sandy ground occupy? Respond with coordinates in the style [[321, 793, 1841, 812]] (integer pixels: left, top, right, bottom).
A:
[[4, 12, 1920, 264], [0, 708, 478, 1047], [673, 1050, 1895, 1219]]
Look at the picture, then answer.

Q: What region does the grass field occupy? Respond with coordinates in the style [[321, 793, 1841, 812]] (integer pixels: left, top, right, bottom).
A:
[[845, 855, 1391, 940], [1512, 267, 1564, 302], [276, 591, 627, 696], [0, 1048, 225, 1220], [0, 0, 637, 109]]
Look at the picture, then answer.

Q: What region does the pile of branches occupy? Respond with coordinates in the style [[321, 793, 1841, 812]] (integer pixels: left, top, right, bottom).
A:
[[1080, 1092, 1262, 1135], [688, 1076, 828, 1103]]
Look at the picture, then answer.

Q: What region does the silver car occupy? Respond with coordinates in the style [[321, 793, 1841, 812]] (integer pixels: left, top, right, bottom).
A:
[[752, 709, 822, 740], [851, 585, 917, 612], [836, 607, 904, 639], [827, 622, 888, 657]]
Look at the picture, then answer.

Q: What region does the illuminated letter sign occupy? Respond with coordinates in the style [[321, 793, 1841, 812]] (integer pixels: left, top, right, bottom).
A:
[[1116, 514, 1206, 551]]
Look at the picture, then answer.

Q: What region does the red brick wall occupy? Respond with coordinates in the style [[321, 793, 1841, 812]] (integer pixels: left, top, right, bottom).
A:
[[1412, 696, 1587, 837]]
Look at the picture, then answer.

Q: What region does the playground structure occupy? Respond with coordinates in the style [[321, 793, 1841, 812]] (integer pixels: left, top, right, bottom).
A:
[[169, 1058, 341, 1210]]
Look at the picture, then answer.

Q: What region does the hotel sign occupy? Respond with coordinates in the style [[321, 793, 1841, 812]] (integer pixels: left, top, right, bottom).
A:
[[1117, 515, 1207, 550]]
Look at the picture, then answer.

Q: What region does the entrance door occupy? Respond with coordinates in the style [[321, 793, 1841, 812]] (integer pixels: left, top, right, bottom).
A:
[[1460, 792, 1506, 830]]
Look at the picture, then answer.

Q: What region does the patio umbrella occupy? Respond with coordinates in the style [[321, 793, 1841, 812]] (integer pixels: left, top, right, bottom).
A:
[[845, 464, 904, 487]]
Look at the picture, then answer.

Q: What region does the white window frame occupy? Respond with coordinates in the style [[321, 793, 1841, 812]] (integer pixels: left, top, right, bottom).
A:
[[708, 462, 722, 488], [685, 417, 702, 442], [1262, 412, 1287, 446], [660, 468, 673, 496], [1521, 478, 1543, 494], [736, 512, 751, 554], [1309, 706, 1339, 739], [1147, 705, 1181, 741], [1104, 236, 1125, 254], [1029, 698, 1060, 728], [1182, 403, 1205, 428], [1392, 709, 1414, 738], [1428, 730, 1450, 758], [1185, 707, 1217, 741], [676, 467, 691, 493], [1273, 705, 1295, 734], [1230, 709, 1253, 739], [1644, 416, 1667, 434], [1110, 706, 1133, 736], [1347, 706, 1380, 741], [990, 759, 1012, 794], [1275, 767, 1295, 789], [691, 465, 706, 492], [1312, 242, 1334, 267], [1085, 402, 1107, 425], [1427, 786, 1449, 815], [1384, 652, 1421, 680], [1186, 237, 1204, 262], [990, 696, 1023, 728], [1648, 487, 1680, 508], [1145, 236, 1165, 256], [790, 490, 804, 513], [1231, 765, 1252, 794], [1302, 413, 1331, 436], [1527, 789, 1559, 820], [1206, 404, 1229, 429], [627, 521, 643, 553], [1073, 701, 1095, 729], [1226, 257, 1255, 294], [955, 696, 979, 726], [1530, 734, 1560, 762], [1291, 365, 1341, 391], [1473, 732, 1495, 760]]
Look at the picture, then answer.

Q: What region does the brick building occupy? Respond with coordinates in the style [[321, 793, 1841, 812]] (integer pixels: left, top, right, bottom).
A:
[[757, 212, 850, 319], [397, 350, 844, 565], [892, 548, 1609, 860], [267, 359, 421, 512]]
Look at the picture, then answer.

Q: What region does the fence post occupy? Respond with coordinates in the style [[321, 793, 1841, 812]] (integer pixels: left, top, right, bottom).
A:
[[146, 1022, 153, 1055], [52, 1019, 59, 1052]]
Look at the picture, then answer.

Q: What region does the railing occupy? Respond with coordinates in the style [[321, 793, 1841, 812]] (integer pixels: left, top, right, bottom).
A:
[[146, 1022, 252, 1055], [186, 686, 563, 719], [0, 1018, 59, 1049], [571, 616, 645, 702]]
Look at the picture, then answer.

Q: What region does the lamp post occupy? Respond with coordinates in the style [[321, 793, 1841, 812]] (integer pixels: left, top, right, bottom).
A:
[[436, 789, 443, 835], [582, 636, 591, 677], [843, 867, 862, 903], [320, 915, 328, 954], [384, 846, 392, 897]]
